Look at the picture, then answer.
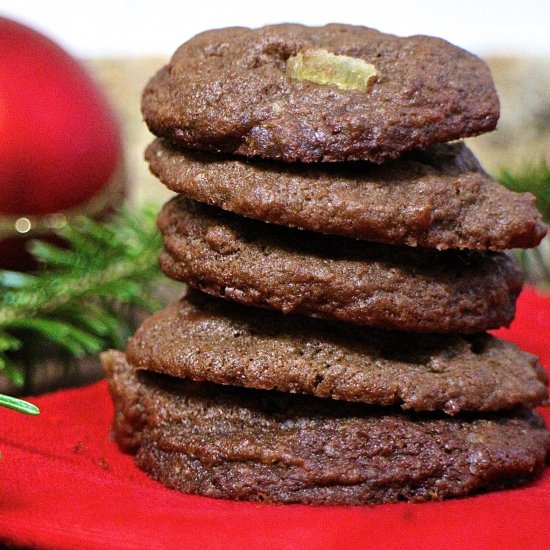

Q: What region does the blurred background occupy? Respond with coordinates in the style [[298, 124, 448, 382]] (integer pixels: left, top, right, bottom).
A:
[[1, 0, 549, 205]]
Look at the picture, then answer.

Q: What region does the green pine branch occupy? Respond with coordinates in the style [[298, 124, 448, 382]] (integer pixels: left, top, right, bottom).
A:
[[499, 161, 550, 223], [498, 161, 550, 289], [0, 206, 164, 413]]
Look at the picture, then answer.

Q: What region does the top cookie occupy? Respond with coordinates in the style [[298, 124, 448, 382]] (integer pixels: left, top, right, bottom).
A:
[[142, 24, 499, 163]]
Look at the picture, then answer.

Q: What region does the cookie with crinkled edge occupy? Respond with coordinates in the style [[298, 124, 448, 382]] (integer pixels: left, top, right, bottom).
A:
[[102, 350, 550, 505], [126, 290, 548, 415], [146, 139, 546, 250], [142, 24, 499, 163], [158, 197, 523, 333]]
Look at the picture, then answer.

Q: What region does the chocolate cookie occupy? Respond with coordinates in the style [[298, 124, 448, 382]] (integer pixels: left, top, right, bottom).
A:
[[158, 197, 523, 333], [103, 350, 550, 505], [147, 139, 546, 250], [142, 24, 499, 163], [126, 291, 548, 415]]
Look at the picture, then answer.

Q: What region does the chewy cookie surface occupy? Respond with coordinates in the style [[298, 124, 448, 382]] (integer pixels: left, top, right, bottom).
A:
[[147, 140, 546, 250], [126, 291, 548, 415], [103, 351, 550, 505], [142, 24, 499, 163], [158, 197, 523, 333]]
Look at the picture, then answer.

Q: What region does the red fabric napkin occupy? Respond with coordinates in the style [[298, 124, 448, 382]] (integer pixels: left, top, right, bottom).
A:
[[0, 287, 549, 550]]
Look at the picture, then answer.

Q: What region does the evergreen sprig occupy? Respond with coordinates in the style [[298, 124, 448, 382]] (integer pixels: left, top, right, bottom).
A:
[[498, 162, 550, 288], [0, 206, 163, 413], [499, 162, 550, 223]]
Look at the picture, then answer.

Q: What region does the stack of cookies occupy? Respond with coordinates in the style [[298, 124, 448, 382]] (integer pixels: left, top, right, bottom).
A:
[[102, 24, 550, 504]]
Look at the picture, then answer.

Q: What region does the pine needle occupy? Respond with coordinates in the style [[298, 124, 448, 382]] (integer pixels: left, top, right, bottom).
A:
[[0, 394, 39, 415]]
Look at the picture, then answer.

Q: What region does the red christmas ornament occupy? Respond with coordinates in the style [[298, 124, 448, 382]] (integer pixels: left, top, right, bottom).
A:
[[0, 16, 124, 269]]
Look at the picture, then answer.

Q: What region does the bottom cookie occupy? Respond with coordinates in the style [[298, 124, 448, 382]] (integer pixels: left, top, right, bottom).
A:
[[102, 350, 550, 505]]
